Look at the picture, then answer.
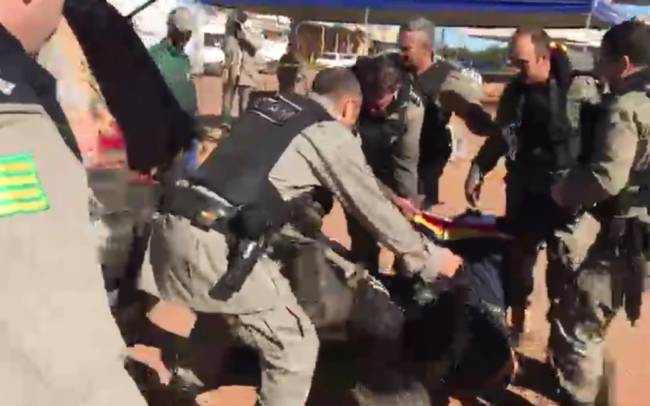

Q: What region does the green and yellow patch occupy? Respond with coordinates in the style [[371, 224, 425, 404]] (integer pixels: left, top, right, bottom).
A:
[[0, 153, 49, 217]]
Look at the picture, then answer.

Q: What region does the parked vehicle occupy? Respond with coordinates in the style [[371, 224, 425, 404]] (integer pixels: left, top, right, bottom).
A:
[[256, 38, 288, 74], [202, 24, 225, 76], [316, 52, 357, 68]]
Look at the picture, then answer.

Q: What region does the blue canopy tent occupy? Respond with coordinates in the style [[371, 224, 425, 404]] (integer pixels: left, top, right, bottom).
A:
[[199, 0, 626, 27]]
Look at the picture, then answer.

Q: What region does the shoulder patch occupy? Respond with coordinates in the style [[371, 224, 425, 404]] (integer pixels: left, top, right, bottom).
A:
[[0, 153, 50, 218]]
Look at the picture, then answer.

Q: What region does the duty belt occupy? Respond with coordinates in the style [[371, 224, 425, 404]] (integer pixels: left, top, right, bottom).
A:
[[160, 182, 238, 232], [605, 216, 650, 326], [160, 182, 265, 300]]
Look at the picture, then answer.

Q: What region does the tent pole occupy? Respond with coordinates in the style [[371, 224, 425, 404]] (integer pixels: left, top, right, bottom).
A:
[[585, 0, 597, 30], [584, 0, 598, 52], [363, 8, 370, 55]]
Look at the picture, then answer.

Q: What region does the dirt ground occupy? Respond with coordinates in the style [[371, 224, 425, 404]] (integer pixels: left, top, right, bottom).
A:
[[144, 75, 650, 406]]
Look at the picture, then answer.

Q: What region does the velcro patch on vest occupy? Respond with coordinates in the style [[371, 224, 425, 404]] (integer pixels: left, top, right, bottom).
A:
[[0, 153, 50, 218]]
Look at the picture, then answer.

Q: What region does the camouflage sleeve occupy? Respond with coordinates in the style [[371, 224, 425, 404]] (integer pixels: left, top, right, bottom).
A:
[[437, 69, 503, 138], [566, 75, 601, 129], [301, 122, 450, 278], [439, 69, 484, 107], [392, 102, 424, 200], [555, 98, 638, 209]]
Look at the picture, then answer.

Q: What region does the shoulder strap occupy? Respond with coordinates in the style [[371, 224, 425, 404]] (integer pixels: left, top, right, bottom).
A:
[[423, 61, 455, 102], [547, 80, 562, 130], [511, 81, 525, 127], [548, 79, 582, 168]]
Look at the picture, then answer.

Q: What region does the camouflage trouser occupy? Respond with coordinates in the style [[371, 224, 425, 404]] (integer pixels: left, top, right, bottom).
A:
[[504, 183, 593, 310], [547, 215, 624, 405], [149, 214, 319, 406]]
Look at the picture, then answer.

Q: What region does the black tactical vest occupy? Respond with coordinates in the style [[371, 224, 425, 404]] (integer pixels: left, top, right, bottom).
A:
[[504, 78, 578, 174], [191, 94, 332, 233], [416, 62, 455, 162]]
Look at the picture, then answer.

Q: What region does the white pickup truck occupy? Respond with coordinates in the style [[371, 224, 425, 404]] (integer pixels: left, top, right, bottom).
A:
[[316, 52, 357, 68]]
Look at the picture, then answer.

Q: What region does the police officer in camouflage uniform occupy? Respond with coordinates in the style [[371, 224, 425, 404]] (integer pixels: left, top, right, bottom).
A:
[[399, 17, 488, 210], [148, 68, 461, 406], [464, 28, 601, 343], [550, 20, 650, 405], [347, 54, 425, 274], [0, 1, 145, 404]]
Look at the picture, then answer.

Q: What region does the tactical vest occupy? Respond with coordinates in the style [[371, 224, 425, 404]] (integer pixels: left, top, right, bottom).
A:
[[191, 94, 332, 236], [417, 62, 455, 161], [503, 79, 579, 174], [590, 72, 650, 220]]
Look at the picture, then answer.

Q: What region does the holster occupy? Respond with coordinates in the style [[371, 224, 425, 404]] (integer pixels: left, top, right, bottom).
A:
[[159, 184, 269, 300], [606, 216, 650, 326]]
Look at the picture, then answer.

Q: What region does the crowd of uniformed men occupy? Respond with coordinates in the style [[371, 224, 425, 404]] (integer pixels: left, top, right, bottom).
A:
[[2, 0, 650, 405]]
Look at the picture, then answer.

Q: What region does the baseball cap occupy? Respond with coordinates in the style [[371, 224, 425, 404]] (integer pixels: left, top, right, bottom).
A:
[[168, 7, 194, 32]]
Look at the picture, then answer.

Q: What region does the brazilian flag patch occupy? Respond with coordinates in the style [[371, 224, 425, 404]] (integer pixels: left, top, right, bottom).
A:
[[0, 153, 50, 218]]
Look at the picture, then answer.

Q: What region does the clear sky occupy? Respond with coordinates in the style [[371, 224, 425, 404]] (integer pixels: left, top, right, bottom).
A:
[[437, 3, 650, 51]]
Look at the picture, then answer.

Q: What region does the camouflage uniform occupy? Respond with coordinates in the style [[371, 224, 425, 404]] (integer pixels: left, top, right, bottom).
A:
[[349, 82, 425, 273], [149, 94, 446, 406], [416, 61, 484, 208], [550, 69, 650, 405], [0, 24, 145, 406], [471, 74, 600, 320]]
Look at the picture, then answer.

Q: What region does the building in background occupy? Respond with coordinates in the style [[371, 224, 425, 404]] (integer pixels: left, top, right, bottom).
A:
[[293, 22, 368, 62]]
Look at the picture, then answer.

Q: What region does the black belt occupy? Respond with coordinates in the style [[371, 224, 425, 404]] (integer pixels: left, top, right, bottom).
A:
[[160, 183, 269, 301], [160, 184, 237, 233]]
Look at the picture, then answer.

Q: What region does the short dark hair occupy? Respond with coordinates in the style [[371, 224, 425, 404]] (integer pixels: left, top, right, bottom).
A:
[[512, 27, 552, 57], [312, 68, 362, 99], [602, 19, 650, 66], [353, 54, 403, 98]]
